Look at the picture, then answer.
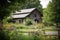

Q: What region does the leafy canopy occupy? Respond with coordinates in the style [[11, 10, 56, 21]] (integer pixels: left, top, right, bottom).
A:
[[0, 0, 26, 20], [19, 0, 42, 12], [43, 0, 60, 23]]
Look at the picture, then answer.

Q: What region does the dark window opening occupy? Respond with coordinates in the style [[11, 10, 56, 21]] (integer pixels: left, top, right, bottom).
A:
[[19, 20, 23, 23], [34, 14, 36, 17], [34, 19, 39, 23], [19, 20, 21, 23]]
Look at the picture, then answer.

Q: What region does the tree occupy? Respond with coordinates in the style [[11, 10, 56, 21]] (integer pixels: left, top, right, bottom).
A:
[[43, 2, 53, 25], [19, 0, 42, 12], [43, 0, 60, 24], [0, 0, 27, 29], [0, 0, 26, 40], [0, 0, 26, 21], [43, 0, 60, 39]]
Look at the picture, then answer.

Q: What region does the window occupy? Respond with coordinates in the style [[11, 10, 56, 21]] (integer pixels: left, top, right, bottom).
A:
[[34, 14, 36, 17], [19, 19, 23, 23], [34, 19, 39, 23]]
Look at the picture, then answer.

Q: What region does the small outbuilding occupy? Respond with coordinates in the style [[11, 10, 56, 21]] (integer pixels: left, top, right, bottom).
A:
[[12, 8, 43, 23]]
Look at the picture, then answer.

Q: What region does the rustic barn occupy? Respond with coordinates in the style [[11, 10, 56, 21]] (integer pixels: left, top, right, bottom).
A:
[[12, 8, 42, 23]]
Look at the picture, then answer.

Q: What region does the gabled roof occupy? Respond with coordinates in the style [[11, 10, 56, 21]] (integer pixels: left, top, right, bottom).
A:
[[13, 8, 36, 14], [12, 13, 30, 18], [12, 8, 40, 19]]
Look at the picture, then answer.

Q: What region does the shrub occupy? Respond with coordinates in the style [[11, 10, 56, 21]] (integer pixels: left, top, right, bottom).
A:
[[0, 30, 10, 40], [25, 19, 32, 25]]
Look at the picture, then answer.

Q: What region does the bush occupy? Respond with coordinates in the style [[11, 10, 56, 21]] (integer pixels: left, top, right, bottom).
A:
[[44, 22, 54, 26], [0, 30, 10, 40], [25, 19, 32, 25]]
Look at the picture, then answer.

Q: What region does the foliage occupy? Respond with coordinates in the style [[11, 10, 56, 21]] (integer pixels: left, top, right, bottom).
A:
[[0, 0, 26, 21], [25, 19, 32, 25], [3, 24, 43, 40], [19, 0, 42, 12], [43, 2, 52, 23], [6, 17, 13, 23], [35, 23, 43, 29], [0, 29, 10, 40], [0, 0, 27, 40], [0, 0, 43, 40], [43, 0, 60, 24]]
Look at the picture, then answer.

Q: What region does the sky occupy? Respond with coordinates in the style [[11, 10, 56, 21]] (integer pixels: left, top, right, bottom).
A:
[[40, 0, 51, 8]]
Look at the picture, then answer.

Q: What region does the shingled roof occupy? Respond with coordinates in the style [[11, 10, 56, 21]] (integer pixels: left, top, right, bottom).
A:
[[12, 8, 37, 18]]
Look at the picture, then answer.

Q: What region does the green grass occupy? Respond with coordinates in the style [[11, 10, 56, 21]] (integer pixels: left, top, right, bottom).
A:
[[4, 23, 59, 40]]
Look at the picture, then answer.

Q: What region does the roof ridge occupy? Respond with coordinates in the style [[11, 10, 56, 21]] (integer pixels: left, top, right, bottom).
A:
[[14, 8, 36, 14], [18, 8, 36, 12]]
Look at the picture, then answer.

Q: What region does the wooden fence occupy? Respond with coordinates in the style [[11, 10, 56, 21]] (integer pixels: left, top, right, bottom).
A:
[[13, 27, 60, 40], [42, 28, 60, 40]]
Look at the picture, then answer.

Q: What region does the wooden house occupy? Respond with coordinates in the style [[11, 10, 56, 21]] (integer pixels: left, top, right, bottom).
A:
[[12, 8, 42, 23]]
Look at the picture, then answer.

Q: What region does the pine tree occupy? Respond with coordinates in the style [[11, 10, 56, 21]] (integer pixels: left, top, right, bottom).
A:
[[43, 1, 52, 24], [43, 0, 60, 39], [43, 0, 60, 24]]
